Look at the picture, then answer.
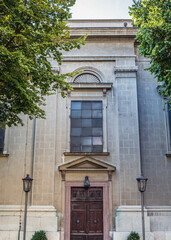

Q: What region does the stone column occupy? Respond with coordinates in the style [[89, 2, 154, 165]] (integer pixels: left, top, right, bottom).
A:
[[115, 67, 141, 206]]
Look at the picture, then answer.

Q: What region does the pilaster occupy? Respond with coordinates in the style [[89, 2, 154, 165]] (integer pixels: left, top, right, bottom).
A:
[[115, 66, 141, 205]]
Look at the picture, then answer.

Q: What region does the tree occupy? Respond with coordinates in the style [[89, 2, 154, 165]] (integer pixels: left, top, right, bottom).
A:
[[0, 0, 85, 127], [129, 0, 171, 101]]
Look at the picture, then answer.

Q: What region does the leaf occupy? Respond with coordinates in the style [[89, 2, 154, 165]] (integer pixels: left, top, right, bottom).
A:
[[0, 0, 86, 127]]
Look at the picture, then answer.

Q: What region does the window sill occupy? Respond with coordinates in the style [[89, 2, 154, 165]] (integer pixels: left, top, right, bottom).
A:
[[64, 152, 110, 156], [166, 152, 171, 157], [0, 153, 9, 158]]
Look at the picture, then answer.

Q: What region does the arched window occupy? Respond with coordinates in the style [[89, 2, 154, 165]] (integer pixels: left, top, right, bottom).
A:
[[74, 73, 100, 83]]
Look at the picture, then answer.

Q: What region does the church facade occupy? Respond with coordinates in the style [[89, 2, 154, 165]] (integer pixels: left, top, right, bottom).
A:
[[0, 19, 171, 240]]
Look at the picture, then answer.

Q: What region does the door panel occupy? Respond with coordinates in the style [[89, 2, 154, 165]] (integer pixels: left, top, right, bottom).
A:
[[71, 236, 85, 240], [88, 204, 103, 233], [71, 209, 86, 233], [88, 236, 103, 240], [71, 187, 103, 240], [88, 189, 103, 201], [72, 188, 87, 201]]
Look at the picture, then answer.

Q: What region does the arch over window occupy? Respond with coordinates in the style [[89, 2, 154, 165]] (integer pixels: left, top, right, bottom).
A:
[[73, 67, 104, 83], [74, 73, 100, 83]]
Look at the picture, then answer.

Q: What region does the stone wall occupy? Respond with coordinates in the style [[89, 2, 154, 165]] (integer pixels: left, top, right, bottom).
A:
[[0, 20, 170, 240]]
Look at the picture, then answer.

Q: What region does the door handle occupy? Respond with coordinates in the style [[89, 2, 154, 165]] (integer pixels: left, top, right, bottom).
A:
[[93, 220, 97, 224]]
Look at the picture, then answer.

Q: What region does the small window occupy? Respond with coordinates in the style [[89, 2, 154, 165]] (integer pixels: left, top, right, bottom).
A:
[[0, 127, 5, 154], [70, 101, 103, 153], [168, 104, 171, 145]]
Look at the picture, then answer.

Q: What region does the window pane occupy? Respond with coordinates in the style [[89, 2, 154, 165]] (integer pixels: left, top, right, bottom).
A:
[[71, 146, 81, 152], [82, 110, 91, 118], [71, 128, 81, 136], [92, 145, 103, 152], [71, 137, 81, 145], [92, 119, 102, 127], [0, 127, 5, 154], [82, 128, 92, 136], [71, 101, 103, 153], [71, 110, 81, 118], [82, 137, 91, 145], [92, 102, 102, 109], [72, 102, 81, 109], [92, 110, 102, 118], [82, 146, 92, 152], [92, 128, 103, 136], [71, 119, 82, 128], [93, 137, 102, 145], [82, 119, 92, 127], [82, 102, 91, 109]]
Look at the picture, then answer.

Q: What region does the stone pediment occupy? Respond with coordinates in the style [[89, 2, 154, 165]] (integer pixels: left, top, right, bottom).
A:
[[58, 156, 116, 181]]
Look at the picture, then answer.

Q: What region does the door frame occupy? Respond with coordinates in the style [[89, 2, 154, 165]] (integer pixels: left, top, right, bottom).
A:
[[65, 181, 109, 240]]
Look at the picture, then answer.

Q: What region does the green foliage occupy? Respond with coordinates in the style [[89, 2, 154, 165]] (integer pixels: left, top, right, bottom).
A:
[[127, 231, 140, 240], [0, 0, 86, 127], [129, 0, 171, 102], [31, 230, 48, 240]]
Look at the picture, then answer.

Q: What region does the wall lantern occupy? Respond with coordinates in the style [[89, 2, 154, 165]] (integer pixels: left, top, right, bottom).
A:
[[23, 174, 33, 192], [22, 174, 33, 240], [84, 176, 90, 189], [136, 175, 148, 192]]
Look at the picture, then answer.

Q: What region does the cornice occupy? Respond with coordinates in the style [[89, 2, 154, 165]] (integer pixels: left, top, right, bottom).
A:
[[70, 27, 137, 38], [114, 66, 138, 73], [62, 55, 136, 62], [68, 82, 113, 90]]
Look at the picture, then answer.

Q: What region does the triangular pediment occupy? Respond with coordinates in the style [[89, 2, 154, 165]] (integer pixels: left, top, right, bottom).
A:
[[58, 156, 116, 171], [67, 160, 107, 169]]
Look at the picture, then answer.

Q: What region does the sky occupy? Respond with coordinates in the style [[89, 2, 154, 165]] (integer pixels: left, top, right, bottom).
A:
[[71, 0, 133, 19]]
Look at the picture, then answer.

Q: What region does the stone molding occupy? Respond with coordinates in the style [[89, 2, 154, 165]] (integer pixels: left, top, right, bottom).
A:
[[0, 205, 57, 216], [67, 82, 113, 97], [0, 154, 9, 158], [0, 205, 58, 233], [116, 205, 147, 212], [68, 19, 133, 28], [62, 55, 135, 62], [69, 82, 113, 89], [64, 152, 110, 156], [72, 66, 104, 83], [114, 67, 138, 78], [58, 156, 116, 181], [166, 152, 171, 157], [146, 206, 171, 212], [114, 66, 138, 73], [115, 206, 171, 213], [115, 205, 150, 232], [68, 19, 136, 38], [65, 181, 110, 240], [70, 27, 137, 37], [65, 93, 109, 152]]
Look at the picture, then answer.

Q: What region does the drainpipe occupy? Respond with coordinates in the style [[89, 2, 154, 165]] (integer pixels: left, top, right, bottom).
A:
[[30, 116, 36, 204], [17, 216, 21, 240]]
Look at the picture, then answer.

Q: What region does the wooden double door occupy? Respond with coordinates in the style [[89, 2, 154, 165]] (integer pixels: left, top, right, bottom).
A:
[[71, 187, 103, 240]]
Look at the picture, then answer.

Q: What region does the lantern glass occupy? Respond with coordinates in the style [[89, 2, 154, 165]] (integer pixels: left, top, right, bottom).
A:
[[23, 174, 33, 192], [136, 175, 148, 192], [84, 176, 90, 189]]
